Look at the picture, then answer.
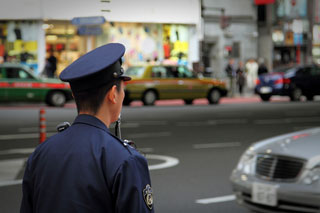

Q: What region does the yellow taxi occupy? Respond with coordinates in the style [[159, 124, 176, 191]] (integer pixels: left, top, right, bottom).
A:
[[123, 65, 227, 105]]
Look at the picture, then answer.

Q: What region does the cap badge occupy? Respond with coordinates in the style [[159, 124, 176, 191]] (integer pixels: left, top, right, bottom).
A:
[[143, 184, 153, 210]]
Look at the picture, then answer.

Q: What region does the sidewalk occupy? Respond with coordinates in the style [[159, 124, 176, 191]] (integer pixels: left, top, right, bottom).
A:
[[128, 94, 290, 107]]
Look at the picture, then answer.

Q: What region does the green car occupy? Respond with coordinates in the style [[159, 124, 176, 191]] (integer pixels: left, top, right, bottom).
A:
[[0, 63, 72, 107], [123, 65, 228, 106]]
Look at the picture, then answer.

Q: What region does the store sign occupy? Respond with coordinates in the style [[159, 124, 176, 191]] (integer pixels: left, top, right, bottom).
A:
[[254, 0, 275, 5], [78, 26, 102, 35], [71, 16, 106, 26], [313, 25, 320, 45]]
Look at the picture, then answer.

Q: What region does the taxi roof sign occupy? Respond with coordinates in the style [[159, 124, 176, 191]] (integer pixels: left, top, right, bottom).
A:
[[71, 16, 106, 26]]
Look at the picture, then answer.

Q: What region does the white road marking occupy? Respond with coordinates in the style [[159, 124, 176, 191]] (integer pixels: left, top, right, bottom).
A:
[[138, 148, 154, 153], [0, 179, 22, 187], [176, 119, 247, 126], [128, 131, 171, 139], [196, 195, 236, 204], [0, 158, 26, 182], [293, 126, 317, 131], [193, 142, 241, 149], [0, 148, 35, 155], [208, 119, 248, 125], [146, 154, 179, 170], [136, 121, 168, 125], [0, 132, 55, 140], [176, 121, 204, 127], [254, 117, 320, 125], [18, 127, 39, 132]]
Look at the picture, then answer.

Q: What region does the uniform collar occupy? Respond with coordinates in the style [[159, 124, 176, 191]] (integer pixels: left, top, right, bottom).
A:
[[73, 114, 110, 133]]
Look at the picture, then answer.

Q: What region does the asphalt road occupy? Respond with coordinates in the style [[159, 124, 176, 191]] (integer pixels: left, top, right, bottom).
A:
[[1, 100, 320, 213]]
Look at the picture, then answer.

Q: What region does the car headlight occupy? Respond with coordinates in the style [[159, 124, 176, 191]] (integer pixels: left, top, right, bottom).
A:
[[303, 166, 320, 185], [236, 146, 256, 175]]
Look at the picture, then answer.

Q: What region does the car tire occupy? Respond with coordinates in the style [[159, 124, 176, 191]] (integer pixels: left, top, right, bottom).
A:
[[142, 90, 157, 106], [306, 94, 314, 101], [123, 96, 131, 106], [47, 91, 66, 107], [260, 94, 271, 101], [290, 87, 302, 101], [208, 89, 221, 104], [184, 99, 193, 105]]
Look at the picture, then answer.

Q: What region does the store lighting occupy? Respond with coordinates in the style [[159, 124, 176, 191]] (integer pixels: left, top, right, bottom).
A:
[[46, 35, 58, 41], [42, 24, 54, 30]]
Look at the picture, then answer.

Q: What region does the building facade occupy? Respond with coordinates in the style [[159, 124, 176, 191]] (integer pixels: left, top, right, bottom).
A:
[[201, 0, 258, 78], [0, 0, 201, 75]]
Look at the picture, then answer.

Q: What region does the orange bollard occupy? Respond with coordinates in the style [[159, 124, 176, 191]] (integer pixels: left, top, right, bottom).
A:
[[39, 108, 46, 144]]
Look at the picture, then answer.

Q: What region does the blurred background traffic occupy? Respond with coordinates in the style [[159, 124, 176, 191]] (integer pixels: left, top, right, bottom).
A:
[[1, 0, 320, 213]]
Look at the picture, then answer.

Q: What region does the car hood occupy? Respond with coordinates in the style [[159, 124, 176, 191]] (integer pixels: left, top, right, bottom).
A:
[[252, 127, 320, 167]]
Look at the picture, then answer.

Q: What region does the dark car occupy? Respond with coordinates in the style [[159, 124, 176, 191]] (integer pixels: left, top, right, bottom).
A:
[[0, 63, 72, 106], [255, 64, 320, 101]]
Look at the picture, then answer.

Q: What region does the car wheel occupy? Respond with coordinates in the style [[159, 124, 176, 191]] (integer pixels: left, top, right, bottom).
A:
[[142, 90, 157, 106], [260, 94, 271, 101], [47, 91, 66, 107], [290, 87, 302, 101], [208, 89, 221, 104], [123, 96, 131, 106], [306, 94, 314, 101], [184, 99, 193, 105]]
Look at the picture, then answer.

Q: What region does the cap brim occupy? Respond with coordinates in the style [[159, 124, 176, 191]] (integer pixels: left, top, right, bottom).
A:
[[120, 75, 131, 81]]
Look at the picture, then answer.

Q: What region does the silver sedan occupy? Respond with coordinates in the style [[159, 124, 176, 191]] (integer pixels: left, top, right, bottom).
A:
[[230, 127, 320, 213]]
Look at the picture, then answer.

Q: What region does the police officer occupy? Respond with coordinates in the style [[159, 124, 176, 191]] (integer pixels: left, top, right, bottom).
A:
[[20, 43, 154, 213]]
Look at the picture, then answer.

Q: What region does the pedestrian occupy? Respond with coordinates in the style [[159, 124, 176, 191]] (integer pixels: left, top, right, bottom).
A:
[[245, 58, 258, 91], [20, 43, 154, 213], [225, 58, 236, 96], [45, 49, 57, 78], [257, 58, 268, 76], [236, 61, 246, 95]]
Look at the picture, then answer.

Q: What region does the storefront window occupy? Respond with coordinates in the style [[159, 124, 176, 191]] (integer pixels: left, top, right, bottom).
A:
[[276, 0, 307, 19], [44, 21, 82, 76], [0, 21, 39, 73]]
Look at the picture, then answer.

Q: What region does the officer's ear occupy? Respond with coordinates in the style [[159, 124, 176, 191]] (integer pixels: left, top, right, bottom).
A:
[[107, 85, 117, 104]]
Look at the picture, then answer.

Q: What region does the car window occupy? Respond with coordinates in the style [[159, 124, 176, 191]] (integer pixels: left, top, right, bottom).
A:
[[125, 66, 145, 78], [151, 67, 166, 78], [296, 67, 311, 76], [6, 68, 34, 79], [311, 66, 320, 76], [166, 66, 193, 78], [178, 66, 193, 78]]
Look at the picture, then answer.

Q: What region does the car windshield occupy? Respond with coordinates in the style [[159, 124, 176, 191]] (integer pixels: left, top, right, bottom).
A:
[[273, 66, 295, 73], [125, 66, 145, 77]]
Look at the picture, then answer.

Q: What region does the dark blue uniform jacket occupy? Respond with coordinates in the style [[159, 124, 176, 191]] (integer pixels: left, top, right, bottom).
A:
[[20, 114, 154, 213]]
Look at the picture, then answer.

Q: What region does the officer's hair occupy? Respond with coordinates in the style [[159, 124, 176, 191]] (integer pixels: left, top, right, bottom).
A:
[[73, 79, 121, 115]]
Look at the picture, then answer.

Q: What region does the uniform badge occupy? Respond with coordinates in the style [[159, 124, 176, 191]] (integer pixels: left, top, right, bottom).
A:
[[143, 184, 153, 210]]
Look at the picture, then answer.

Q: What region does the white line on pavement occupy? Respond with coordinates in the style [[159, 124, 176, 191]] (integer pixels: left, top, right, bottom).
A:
[[128, 131, 171, 139], [0, 158, 26, 183], [0, 148, 35, 155], [146, 154, 179, 170], [196, 195, 236, 204], [138, 148, 154, 153], [254, 117, 320, 125], [193, 142, 241, 149], [0, 132, 55, 140], [0, 179, 22, 187]]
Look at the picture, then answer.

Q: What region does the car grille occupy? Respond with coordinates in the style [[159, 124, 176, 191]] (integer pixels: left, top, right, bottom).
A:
[[255, 154, 305, 181]]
